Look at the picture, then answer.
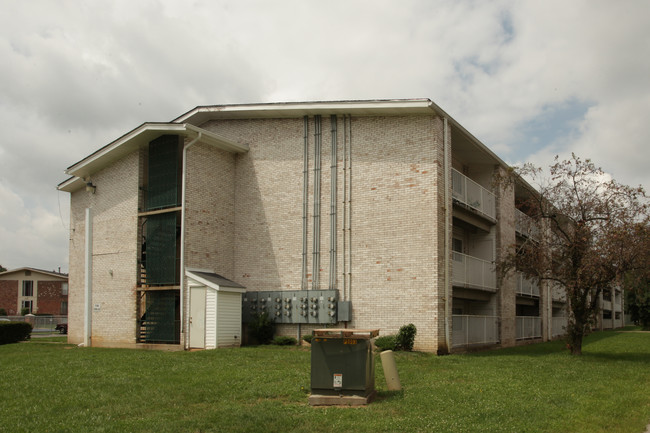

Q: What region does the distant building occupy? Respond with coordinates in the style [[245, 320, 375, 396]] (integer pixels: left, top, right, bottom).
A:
[[57, 99, 625, 352], [0, 267, 68, 315]]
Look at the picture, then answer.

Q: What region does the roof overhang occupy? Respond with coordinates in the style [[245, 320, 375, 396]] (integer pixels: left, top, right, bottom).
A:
[[0, 267, 68, 279], [58, 123, 248, 193], [173, 99, 438, 124]]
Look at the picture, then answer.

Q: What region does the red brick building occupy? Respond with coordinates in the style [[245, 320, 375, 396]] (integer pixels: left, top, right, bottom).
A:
[[0, 268, 68, 316]]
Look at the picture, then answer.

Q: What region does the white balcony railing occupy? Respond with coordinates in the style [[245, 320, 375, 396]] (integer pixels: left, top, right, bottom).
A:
[[515, 209, 540, 240], [452, 315, 500, 348], [451, 168, 496, 220], [452, 252, 497, 291], [551, 316, 567, 338], [516, 316, 542, 340], [515, 272, 540, 297]]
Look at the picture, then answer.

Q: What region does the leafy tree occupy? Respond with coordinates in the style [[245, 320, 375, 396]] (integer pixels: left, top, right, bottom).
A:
[[0, 264, 6, 273], [624, 230, 650, 330], [498, 154, 648, 355]]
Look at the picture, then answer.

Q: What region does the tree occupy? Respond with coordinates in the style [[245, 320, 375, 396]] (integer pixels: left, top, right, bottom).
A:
[[498, 154, 648, 355], [0, 264, 6, 273], [624, 226, 650, 330]]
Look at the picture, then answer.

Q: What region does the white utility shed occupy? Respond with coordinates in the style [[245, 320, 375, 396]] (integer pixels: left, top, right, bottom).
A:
[[186, 269, 246, 349]]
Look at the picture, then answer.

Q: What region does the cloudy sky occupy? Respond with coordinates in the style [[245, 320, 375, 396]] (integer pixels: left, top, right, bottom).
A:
[[1, 0, 649, 273]]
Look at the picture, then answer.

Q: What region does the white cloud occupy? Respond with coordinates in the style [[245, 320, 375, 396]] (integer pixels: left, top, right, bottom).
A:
[[0, 0, 649, 271]]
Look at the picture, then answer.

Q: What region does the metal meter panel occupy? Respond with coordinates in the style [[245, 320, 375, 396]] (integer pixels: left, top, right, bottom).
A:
[[242, 291, 258, 323], [294, 293, 309, 324], [258, 292, 272, 317], [269, 291, 283, 323], [281, 291, 294, 324]]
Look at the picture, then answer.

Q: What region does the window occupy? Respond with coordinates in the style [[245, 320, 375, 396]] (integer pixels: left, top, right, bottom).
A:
[[452, 238, 464, 262], [62, 283, 68, 296], [21, 300, 33, 313], [22, 280, 34, 297], [60, 301, 68, 315]]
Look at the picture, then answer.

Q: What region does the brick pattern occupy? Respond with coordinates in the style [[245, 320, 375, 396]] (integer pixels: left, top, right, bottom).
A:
[[65, 110, 527, 353], [200, 115, 444, 351], [0, 280, 18, 315], [68, 151, 140, 345], [35, 281, 67, 315]]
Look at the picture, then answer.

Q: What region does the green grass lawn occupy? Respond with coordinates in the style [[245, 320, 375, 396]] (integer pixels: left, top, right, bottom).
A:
[[1, 330, 649, 433]]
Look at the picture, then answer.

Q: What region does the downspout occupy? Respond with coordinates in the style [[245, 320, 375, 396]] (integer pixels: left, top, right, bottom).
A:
[[180, 128, 202, 350], [312, 116, 322, 291], [299, 116, 309, 342], [84, 207, 93, 347], [443, 117, 452, 353], [342, 116, 347, 301], [301, 116, 309, 291], [347, 115, 353, 302], [329, 115, 338, 290]]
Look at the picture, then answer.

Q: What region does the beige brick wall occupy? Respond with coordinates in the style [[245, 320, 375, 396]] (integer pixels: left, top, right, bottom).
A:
[[68, 150, 140, 346], [199, 115, 444, 351]]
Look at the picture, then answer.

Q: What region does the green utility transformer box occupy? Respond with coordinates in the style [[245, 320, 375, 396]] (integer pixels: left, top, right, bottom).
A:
[[309, 329, 379, 406]]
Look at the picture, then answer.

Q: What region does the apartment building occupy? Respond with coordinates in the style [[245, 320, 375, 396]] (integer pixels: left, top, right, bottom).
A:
[[58, 99, 581, 352], [0, 267, 68, 316]]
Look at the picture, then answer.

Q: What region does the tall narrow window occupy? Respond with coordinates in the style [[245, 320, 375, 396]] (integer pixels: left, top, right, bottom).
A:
[[61, 283, 68, 296], [21, 300, 33, 313], [22, 280, 34, 297]]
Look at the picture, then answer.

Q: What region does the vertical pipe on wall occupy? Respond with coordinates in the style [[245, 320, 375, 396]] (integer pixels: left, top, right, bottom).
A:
[[443, 118, 452, 353], [342, 116, 348, 301], [312, 115, 322, 291], [302, 116, 309, 291], [329, 115, 338, 290], [180, 131, 202, 349], [347, 115, 353, 302], [84, 207, 93, 347]]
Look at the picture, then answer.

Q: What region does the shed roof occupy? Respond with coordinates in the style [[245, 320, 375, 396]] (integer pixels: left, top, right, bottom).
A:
[[185, 269, 246, 293]]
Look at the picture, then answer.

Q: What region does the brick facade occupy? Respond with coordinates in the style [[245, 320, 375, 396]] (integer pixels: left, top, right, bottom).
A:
[[0, 280, 18, 315], [61, 100, 579, 352]]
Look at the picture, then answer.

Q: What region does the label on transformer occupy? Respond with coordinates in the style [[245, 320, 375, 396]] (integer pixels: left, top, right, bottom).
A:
[[333, 373, 343, 388]]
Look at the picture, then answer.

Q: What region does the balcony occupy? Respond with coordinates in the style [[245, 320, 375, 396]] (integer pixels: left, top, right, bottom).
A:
[[515, 209, 540, 240], [516, 316, 542, 340], [452, 252, 497, 291], [452, 168, 496, 221], [515, 272, 540, 297], [452, 315, 499, 348]]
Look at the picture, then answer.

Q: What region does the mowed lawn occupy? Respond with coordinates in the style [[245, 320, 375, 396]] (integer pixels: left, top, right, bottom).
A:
[[1, 330, 649, 433]]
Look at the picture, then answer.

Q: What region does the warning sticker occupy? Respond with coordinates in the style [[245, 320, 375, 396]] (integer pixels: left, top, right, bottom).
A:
[[333, 373, 343, 388]]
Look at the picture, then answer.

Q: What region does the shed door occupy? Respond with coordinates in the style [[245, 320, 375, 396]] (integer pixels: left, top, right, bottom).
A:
[[190, 286, 206, 349]]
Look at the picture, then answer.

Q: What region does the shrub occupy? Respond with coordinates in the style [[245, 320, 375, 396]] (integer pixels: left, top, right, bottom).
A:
[[20, 307, 30, 316], [0, 321, 32, 345], [272, 336, 297, 346], [374, 335, 397, 351], [0, 308, 6, 316], [396, 323, 417, 351], [247, 312, 275, 345], [302, 334, 313, 344]]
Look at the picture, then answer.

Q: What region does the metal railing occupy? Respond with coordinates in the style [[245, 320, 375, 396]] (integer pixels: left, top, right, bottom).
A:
[[452, 252, 497, 291], [3, 315, 68, 336], [452, 315, 500, 348], [515, 209, 540, 240], [516, 316, 542, 340], [551, 316, 567, 338], [515, 272, 540, 297], [451, 168, 496, 220]]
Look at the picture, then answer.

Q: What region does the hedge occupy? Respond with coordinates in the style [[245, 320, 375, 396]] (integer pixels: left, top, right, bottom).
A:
[[0, 321, 32, 345]]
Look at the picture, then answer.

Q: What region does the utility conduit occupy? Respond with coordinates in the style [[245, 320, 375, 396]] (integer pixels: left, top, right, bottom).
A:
[[312, 116, 322, 291], [329, 115, 338, 290]]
